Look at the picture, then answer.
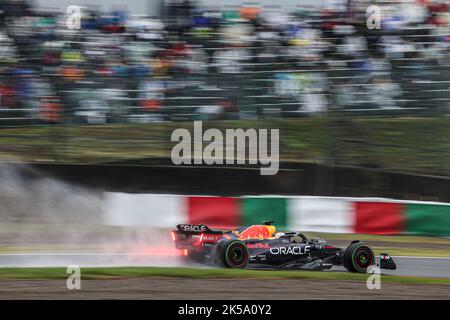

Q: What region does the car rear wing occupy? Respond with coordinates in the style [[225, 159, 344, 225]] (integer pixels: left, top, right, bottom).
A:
[[176, 224, 223, 235]]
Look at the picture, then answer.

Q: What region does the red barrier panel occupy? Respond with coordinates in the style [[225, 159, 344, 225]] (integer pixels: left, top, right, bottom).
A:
[[188, 197, 240, 229], [354, 202, 405, 235]]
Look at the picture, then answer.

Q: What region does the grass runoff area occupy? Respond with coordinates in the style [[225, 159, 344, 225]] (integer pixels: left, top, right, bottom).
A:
[[0, 117, 449, 176], [0, 266, 449, 285]]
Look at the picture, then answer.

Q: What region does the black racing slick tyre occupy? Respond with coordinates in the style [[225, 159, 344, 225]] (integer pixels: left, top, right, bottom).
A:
[[215, 239, 249, 269], [343, 242, 375, 273]]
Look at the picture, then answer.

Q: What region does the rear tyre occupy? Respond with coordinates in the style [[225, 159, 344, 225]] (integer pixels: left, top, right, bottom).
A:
[[215, 239, 249, 269], [343, 242, 375, 273]]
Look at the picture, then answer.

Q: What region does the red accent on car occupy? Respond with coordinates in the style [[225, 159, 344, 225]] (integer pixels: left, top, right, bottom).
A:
[[199, 234, 223, 243], [247, 243, 270, 249], [239, 225, 271, 240]]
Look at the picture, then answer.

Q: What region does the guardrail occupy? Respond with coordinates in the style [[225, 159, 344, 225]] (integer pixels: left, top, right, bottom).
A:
[[104, 193, 450, 237]]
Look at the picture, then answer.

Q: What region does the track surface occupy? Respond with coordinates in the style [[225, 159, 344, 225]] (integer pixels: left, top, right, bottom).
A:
[[0, 254, 449, 278]]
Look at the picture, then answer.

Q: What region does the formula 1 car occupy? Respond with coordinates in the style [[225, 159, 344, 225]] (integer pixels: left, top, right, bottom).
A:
[[172, 221, 397, 273]]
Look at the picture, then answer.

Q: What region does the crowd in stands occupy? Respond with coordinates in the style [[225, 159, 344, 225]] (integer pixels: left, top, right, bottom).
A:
[[0, 0, 448, 125]]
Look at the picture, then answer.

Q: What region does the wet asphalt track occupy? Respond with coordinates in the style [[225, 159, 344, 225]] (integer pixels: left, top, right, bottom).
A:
[[0, 254, 448, 278]]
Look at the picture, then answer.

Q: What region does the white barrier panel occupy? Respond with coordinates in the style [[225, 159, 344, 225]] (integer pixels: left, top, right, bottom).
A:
[[103, 193, 187, 227], [287, 197, 354, 233]]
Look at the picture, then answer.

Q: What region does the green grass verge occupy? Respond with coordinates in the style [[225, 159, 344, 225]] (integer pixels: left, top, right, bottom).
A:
[[0, 267, 449, 285], [1, 117, 449, 175]]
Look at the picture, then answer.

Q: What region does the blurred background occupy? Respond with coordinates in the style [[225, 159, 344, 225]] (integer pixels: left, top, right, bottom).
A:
[[0, 0, 448, 266], [0, 0, 448, 197], [1, 0, 449, 121], [0, 0, 448, 176], [0, 0, 448, 200], [0, 1, 447, 147]]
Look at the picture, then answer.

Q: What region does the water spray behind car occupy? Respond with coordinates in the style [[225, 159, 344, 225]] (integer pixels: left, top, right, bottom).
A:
[[0, 163, 186, 267]]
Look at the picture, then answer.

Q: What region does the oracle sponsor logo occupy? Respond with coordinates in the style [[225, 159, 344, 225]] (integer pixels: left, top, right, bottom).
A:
[[246, 243, 270, 249], [178, 224, 207, 232], [269, 246, 311, 255]]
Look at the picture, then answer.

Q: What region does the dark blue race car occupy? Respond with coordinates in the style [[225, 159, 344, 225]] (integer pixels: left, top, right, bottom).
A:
[[172, 221, 397, 273]]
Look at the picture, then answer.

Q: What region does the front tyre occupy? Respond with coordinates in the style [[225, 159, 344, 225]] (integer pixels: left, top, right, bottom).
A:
[[343, 242, 375, 273], [215, 239, 249, 269]]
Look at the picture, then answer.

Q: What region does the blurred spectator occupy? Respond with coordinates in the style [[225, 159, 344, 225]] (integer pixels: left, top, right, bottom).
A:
[[0, 0, 447, 124]]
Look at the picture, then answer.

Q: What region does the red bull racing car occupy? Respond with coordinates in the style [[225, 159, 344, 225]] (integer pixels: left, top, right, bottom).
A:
[[172, 221, 397, 273]]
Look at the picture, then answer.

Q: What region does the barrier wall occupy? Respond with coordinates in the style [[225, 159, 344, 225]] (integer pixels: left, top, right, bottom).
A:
[[104, 193, 450, 237]]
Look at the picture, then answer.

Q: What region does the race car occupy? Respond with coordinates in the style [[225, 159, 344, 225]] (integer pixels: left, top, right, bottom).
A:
[[172, 221, 397, 273]]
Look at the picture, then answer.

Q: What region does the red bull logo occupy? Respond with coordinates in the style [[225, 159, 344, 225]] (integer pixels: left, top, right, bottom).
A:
[[246, 243, 270, 249], [239, 225, 273, 240]]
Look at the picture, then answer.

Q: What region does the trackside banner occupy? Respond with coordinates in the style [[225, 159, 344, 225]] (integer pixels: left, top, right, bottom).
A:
[[104, 194, 450, 237]]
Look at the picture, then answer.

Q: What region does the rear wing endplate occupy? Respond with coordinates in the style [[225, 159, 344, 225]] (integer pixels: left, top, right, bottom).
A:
[[176, 224, 223, 234]]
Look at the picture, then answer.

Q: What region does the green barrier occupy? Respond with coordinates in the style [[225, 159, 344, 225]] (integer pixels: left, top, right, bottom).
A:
[[406, 204, 450, 237], [241, 197, 287, 230]]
